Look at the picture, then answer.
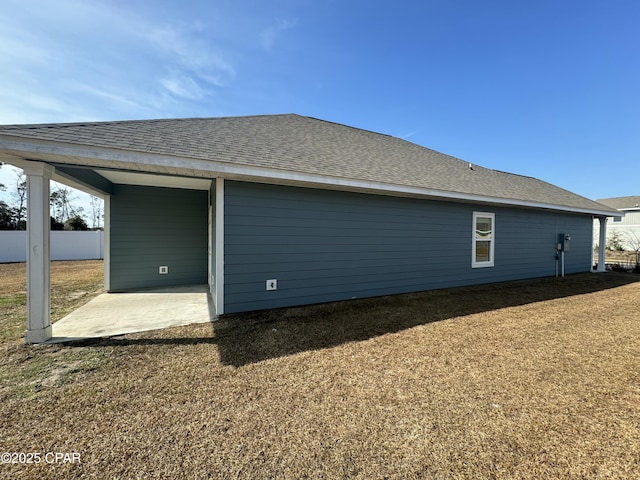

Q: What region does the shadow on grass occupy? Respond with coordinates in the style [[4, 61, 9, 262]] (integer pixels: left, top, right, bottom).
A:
[[64, 272, 640, 367]]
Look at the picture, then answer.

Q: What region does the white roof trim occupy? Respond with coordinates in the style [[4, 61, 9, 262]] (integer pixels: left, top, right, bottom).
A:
[[96, 170, 212, 190], [0, 135, 618, 217]]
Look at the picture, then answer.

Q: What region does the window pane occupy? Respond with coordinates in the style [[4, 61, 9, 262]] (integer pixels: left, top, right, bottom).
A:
[[475, 240, 491, 263], [475, 217, 492, 239]]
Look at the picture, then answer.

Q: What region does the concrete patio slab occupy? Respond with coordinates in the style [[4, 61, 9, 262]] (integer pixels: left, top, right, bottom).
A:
[[49, 285, 214, 343]]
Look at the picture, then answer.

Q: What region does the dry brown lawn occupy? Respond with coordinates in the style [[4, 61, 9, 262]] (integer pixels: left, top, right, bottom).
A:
[[0, 260, 104, 342], [1, 261, 639, 479]]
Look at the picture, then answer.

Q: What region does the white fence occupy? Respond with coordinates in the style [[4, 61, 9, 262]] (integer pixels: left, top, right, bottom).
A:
[[593, 223, 640, 251], [0, 231, 104, 263]]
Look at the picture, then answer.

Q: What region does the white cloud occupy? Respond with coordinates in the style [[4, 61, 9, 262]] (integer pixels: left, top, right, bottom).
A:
[[144, 24, 236, 87], [69, 83, 159, 116], [260, 18, 298, 52], [0, 1, 242, 123], [0, 33, 51, 67], [160, 72, 208, 100]]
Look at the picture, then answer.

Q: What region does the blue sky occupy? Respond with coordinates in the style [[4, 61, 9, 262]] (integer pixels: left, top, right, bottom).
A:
[[1, 0, 639, 212]]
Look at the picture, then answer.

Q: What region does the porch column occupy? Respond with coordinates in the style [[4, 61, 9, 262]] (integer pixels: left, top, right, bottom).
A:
[[103, 195, 111, 291], [214, 177, 225, 314], [596, 216, 607, 273], [23, 161, 55, 343]]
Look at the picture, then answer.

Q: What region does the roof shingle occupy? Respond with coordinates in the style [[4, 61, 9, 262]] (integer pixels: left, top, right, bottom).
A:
[[0, 114, 616, 214], [596, 196, 640, 210]]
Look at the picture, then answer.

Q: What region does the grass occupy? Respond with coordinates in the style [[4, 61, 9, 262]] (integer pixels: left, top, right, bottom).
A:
[[0, 261, 105, 397], [1, 262, 639, 479], [0, 260, 104, 339]]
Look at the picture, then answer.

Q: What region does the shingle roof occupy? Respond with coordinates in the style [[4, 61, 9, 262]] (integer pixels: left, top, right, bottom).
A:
[[596, 196, 640, 210], [0, 114, 616, 214]]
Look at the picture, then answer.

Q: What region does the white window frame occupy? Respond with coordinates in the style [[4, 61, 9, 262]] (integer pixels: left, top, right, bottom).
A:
[[472, 212, 495, 268]]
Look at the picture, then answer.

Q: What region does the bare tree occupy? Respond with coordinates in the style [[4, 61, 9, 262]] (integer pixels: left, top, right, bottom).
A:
[[50, 185, 83, 227], [89, 195, 103, 229], [624, 230, 640, 269], [10, 168, 26, 230]]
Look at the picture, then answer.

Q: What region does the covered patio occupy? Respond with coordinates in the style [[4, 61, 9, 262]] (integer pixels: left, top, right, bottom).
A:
[[6, 158, 224, 344], [49, 285, 214, 343]]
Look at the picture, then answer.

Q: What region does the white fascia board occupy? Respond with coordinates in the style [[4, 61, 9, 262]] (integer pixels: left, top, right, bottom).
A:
[[6, 157, 108, 198], [200, 165, 623, 218], [0, 135, 617, 217], [96, 170, 212, 190]]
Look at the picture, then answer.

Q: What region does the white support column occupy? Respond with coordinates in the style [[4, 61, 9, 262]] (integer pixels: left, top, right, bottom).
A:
[[596, 216, 608, 272], [214, 177, 225, 315], [103, 195, 111, 291], [23, 161, 54, 343], [207, 183, 214, 297]]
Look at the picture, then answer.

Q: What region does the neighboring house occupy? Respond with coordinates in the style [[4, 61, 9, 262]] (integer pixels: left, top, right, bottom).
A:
[[0, 114, 618, 343], [593, 196, 640, 251]]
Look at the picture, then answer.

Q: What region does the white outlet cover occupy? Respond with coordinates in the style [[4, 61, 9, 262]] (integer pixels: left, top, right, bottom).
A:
[[159, 266, 169, 274], [266, 279, 277, 290]]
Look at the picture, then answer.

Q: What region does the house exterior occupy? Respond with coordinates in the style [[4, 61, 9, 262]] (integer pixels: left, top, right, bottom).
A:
[[593, 196, 640, 251], [0, 114, 618, 343]]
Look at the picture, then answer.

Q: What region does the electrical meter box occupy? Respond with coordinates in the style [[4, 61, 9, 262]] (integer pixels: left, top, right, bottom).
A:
[[557, 233, 571, 252]]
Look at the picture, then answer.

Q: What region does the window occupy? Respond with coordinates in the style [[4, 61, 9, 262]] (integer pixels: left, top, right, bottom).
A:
[[472, 212, 495, 268]]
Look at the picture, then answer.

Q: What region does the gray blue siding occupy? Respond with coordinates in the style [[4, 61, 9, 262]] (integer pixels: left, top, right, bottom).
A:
[[110, 184, 208, 291], [224, 181, 592, 313]]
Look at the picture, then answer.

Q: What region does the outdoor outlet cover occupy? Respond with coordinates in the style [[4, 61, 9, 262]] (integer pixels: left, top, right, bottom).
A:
[[159, 266, 169, 274], [266, 279, 277, 291]]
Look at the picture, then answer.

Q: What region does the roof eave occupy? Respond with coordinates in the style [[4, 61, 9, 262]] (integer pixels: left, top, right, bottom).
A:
[[0, 134, 618, 217]]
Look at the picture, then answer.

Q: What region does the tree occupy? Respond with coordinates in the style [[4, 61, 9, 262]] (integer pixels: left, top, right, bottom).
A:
[[606, 231, 625, 251], [51, 216, 64, 231], [50, 187, 71, 223], [0, 168, 27, 230], [624, 231, 640, 272], [65, 214, 88, 231], [50, 186, 83, 225], [0, 200, 13, 229], [10, 168, 26, 230], [0, 200, 27, 230], [89, 195, 103, 229]]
